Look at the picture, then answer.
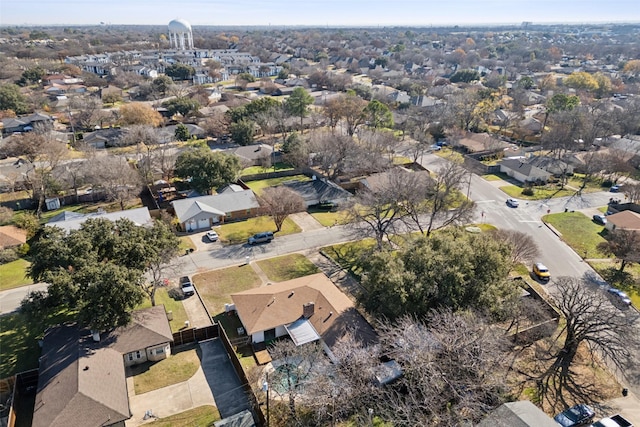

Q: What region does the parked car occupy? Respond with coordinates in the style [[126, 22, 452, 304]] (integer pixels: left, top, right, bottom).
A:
[[248, 231, 274, 245], [506, 198, 519, 208], [607, 287, 632, 307], [609, 185, 620, 193], [430, 144, 442, 151], [179, 276, 195, 297], [591, 414, 633, 427], [554, 404, 595, 427], [532, 262, 551, 282], [206, 230, 219, 242], [593, 214, 607, 225]]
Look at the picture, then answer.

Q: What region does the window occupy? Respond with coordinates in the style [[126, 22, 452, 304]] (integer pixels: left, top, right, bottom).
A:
[[155, 347, 164, 354]]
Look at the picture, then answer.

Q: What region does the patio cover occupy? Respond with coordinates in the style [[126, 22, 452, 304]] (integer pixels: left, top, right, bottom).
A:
[[285, 318, 321, 346]]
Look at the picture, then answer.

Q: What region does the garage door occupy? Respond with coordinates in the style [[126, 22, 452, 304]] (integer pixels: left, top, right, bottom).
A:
[[197, 218, 210, 229]]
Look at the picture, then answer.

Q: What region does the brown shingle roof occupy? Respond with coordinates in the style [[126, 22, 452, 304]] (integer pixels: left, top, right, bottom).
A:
[[0, 225, 27, 249], [607, 210, 640, 231], [33, 325, 130, 427], [232, 273, 377, 348], [105, 305, 173, 355]]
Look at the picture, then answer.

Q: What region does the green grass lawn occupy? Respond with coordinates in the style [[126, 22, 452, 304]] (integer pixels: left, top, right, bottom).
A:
[[244, 174, 311, 195], [137, 287, 189, 333], [216, 216, 301, 244], [308, 209, 349, 227], [131, 345, 200, 395], [0, 258, 32, 291], [194, 265, 261, 315], [589, 261, 640, 308], [501, 185, 575, 200], [321, 239, 377, 279], [179, 236, 197, 253], [0, 309, 76, 378], [240, 162, 295, 176], [392, 155, 412, 165], [543, 212, 610, 259], [146, 406, 221, 427], [482, 174, 506, 181], [256, 254, 320, 282]]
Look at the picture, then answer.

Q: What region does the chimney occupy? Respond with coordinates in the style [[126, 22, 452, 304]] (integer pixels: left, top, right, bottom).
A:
[[303, 302, 315, 318]]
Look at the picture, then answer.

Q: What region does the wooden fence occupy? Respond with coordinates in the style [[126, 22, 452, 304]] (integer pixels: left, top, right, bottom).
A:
[[171, 325, 219, 347]]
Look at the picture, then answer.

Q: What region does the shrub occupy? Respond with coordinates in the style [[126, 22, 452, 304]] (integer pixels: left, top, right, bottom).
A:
[[522, 187, 534, 196], [16, 243, 29, 257], [0, 248, 18, 264]]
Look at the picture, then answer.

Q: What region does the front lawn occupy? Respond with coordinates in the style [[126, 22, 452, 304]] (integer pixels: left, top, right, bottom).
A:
[[216, 216, 301, 244], [482, 173, 507, 181], [589, 261, 640, 308], [0, 258, 32, 291], [194, 265, 261, 314], [146, 406, 220, 427], [244, 174, 311, 195], [179, 236, 197, 253], [256, 254, 319, 282], [137, 287, 189, 333], [131, 345, 200, 395], [501, 185, 575, 200], [321, 239, 377, 279], [308, 209, 349, 227], [543, 212, 610, 259]]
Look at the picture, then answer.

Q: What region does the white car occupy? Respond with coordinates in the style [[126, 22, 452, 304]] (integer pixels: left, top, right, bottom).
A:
[[506, 198, 519, 208], [206, 230, 219, 242]]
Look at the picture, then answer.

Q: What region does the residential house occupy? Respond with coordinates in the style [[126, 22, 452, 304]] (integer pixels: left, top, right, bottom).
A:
[[223, 144, 274, 167], [100, 85, 124, 101], [165, 124, 206, 139], [0, 157, 33, 192], [231, 273, 377, 357], [499, 158, 552, 184], [81, 128, 127, 149], [477, 400, 559, 427], [282, 178, 352, 207], [456, 132, 510, 155], [1, 112, 54, 136], [0, 225, 27, 250], [32, 306, 173, 427], [526, 155, 574, 176], [171, 189, 261, 231], [47, 207, 154, 233], [604, 210, 640, 232]]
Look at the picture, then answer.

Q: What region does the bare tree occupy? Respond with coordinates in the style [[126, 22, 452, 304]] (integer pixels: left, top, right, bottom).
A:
[[538, 277, 637, 405], [623, 182, 640, 203], [347, 169, 413, 250], [420, 160, 475, 236], [376, 311, 509, 426], [489, 229, 540, 265], [259, 186, 306, 232], [87, 156, 142, 210], [597, 229, 640, 274], [267, 339, 326, 424]]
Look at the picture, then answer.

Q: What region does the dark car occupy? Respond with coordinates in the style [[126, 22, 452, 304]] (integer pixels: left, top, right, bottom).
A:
[[554, 404, 595, 427], [609, 185, 620, 193], [248, 231, 274, 245], [592, 214, 607, 225], [179, 276, 195, 297], [607, 287, 632, 307]]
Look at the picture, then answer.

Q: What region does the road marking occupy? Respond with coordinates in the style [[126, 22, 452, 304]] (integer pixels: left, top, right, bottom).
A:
[[475, 200, 495, 203]]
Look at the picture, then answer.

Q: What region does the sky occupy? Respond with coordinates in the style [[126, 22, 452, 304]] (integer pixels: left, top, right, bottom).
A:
[[1, 0, 639, 27]]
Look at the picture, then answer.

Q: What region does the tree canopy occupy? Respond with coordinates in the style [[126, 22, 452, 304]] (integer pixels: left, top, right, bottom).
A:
[[25, 219, 180, 331], [119, 102, 163, 126], [165, 63, 195, 81], [285, 87, 314, 132], [174, 147, 241, 194], [0, 84, 30, 114], [358, 231, 517, 320]]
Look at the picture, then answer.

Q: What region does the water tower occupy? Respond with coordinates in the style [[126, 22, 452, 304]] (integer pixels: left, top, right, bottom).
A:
[[168, 18, 193, 50]]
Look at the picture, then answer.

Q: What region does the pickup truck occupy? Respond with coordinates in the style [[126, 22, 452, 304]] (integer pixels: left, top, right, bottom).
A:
[[592, 414, 633, 427]]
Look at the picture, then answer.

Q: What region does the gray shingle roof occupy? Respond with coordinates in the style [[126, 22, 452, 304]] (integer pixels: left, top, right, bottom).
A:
[[499, 158, 549, 177], [171, 190, 260, 223], [33, 325, 130, 427]]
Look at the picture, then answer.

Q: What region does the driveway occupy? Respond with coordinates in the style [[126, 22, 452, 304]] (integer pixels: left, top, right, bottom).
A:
[[126, 338, 253, 425]]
